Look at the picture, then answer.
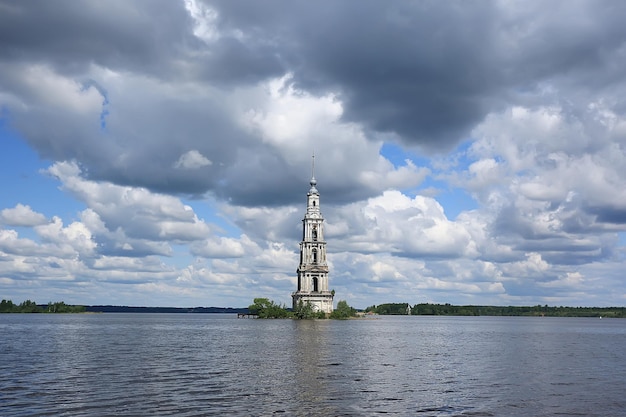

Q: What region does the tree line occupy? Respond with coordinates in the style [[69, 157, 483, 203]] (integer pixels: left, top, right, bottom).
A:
[[0, 299, 86, 313], [365, 303, 625, 318]]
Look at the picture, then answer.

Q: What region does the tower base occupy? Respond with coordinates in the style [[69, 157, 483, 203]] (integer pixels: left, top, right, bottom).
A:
[[292, 291, 334, 314]]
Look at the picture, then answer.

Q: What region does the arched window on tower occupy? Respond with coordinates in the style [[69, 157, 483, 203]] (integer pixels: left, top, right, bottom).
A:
[[312, 276, 319, 292], [312, 227, 318, 241], [312, 248, 318, 264]]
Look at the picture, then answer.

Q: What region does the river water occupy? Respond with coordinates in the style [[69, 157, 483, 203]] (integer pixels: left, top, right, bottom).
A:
[[1, 314, 625, 416]]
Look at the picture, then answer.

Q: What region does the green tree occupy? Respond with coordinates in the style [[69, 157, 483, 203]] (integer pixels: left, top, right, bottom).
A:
[[248, 297, 270, 315], [293, 300, 315, 319], [0, 299, 15, 313], [18, 300, 42, 313], [248, 298, 291, 319], [330, 300, 356, 319], [370, 303, 409, 315], [46, 301, 86, 313]]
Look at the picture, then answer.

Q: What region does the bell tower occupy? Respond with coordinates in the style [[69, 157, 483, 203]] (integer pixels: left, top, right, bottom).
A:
[[292, 155, 334, 314]]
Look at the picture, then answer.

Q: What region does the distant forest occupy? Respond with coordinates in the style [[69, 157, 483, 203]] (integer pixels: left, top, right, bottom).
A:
[[366, 303, 625, 318], [0, 300, 247, 314], [2, 299, 624, 317], [84, 305, 249, 314], [1, 300, 86, 314]]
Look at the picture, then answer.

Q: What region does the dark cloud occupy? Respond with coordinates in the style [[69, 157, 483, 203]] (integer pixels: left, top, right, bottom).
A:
[[0, 0, 193, 77], [198, 37, 285, 85], [492, 205, 549, 240], [207, 1, 500, 150], [217, 154, 382, 207], [4, 1, 626, 142], [291, 2, 500, 150], [587, 206, 626, 225], [207, 0, 626, 151]]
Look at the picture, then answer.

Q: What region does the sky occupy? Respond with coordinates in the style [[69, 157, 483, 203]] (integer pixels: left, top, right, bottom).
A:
[[1, 0, 625, 308]]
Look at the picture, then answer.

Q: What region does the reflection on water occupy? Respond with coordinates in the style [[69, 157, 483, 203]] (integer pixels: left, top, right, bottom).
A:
[[1, 314, 625, 416], [290, 319, 338, 415]]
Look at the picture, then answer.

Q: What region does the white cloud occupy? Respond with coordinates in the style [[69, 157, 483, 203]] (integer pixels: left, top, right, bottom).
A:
[[191, 234, 257, 258], [184, 0, 220, 43], [465, 158, 504, 191], [503, 252, 549, 278], [370, 261, 407, 283], [330, 190, 477, 258], [0, 229, 48, 256], [174, 150, 212, 170], [35, 216, 96, 257], [241, 74, 344, 147], [235, 74, 428, 196], [10, 64, 103, 115], [47, 161, 211, 242], [0, 204, 47, 226], [539, 271, 585, 289], [92, 255, 166, 272]]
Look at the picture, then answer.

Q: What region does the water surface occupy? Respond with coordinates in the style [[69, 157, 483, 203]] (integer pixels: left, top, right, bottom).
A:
[[1, 314, 624, 416]]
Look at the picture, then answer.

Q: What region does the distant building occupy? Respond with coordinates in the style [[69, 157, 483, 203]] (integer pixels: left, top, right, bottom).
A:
[[292, 156, 334, 314]]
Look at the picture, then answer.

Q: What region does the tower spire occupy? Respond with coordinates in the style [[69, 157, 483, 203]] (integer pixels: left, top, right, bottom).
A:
[[309, 152, 318, 192]]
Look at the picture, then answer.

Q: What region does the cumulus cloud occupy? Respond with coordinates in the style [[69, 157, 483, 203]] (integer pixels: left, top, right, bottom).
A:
[[47, 161, 212, 242], [0, 204, 47, 227], [460, 104, 626, 265], [191, 234, 257, 258], [328, 190, 477, 258]]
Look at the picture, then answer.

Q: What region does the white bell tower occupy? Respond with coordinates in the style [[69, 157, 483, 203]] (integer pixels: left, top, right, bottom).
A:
[[292, 155, 334, 314]]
